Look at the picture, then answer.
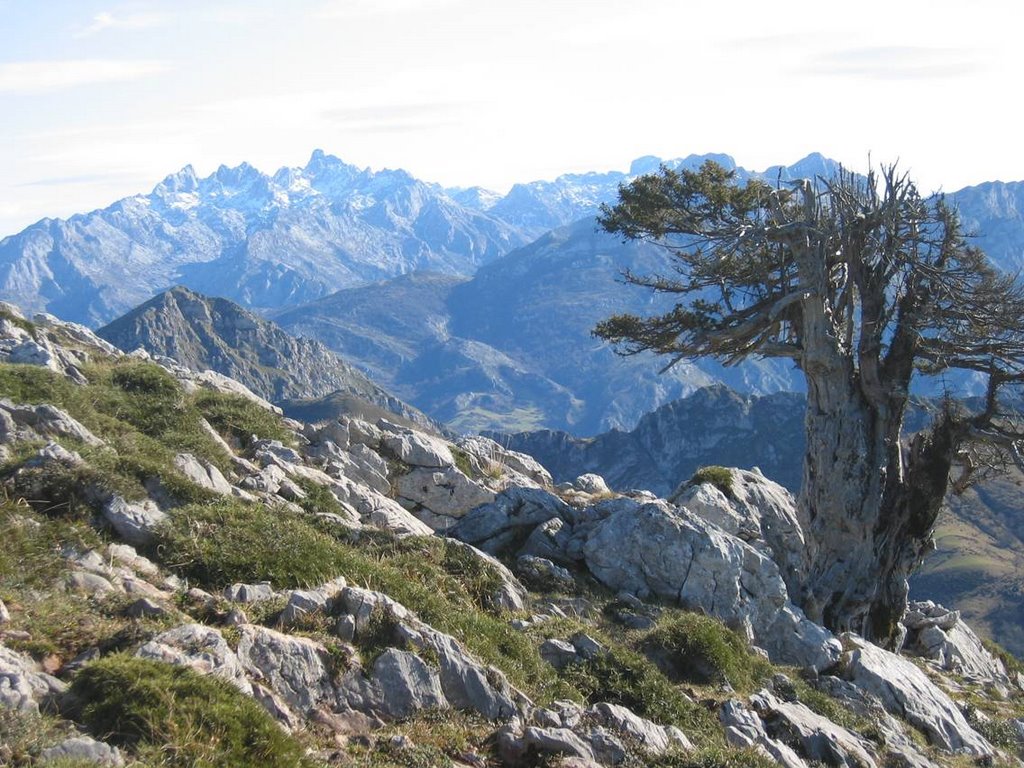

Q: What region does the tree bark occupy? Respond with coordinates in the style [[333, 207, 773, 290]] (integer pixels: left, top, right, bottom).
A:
[[796, 373, 956, 647]]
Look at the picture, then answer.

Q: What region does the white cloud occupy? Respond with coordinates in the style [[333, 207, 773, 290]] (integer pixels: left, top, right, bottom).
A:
[[74, 10, 167, 38], [0, 60, 171, 93]]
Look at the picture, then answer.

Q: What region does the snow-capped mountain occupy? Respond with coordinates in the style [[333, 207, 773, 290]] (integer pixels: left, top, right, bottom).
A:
[[0, 150, 526, 325]]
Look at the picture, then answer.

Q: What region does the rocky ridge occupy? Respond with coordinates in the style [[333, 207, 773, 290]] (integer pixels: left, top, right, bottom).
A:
[[95, 285, 437, 431], [0, 303, 1021, 767]]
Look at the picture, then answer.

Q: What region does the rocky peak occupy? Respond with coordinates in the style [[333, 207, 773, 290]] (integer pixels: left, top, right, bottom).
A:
[[96, 287, 436, 429]]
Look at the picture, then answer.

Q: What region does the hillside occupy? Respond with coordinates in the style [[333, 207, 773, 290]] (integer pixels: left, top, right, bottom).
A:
[[497, 387, 1024, 658], [0, 300, 1018, 767]]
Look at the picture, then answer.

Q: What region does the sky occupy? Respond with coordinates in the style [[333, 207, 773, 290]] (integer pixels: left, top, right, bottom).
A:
[[1, 0, 1021, 235]]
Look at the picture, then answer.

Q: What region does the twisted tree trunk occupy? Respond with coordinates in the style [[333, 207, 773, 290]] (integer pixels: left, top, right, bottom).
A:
[[796, 367, 957, 647]]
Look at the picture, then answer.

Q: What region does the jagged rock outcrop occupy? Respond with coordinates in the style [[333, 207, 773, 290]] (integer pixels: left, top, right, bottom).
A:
[[452, 487, 840, 669], [902, 601, 1010, 688]]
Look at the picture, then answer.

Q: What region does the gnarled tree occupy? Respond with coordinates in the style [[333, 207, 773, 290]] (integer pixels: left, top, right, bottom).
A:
[[595, 161, 1024, 646]]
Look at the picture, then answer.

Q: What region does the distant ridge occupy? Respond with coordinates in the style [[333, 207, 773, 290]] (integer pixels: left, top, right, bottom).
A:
[[97, 286, 438, 431]]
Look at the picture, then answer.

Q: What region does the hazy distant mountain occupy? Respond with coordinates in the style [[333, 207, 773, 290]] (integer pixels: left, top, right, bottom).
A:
[[274, 218, 804, 435], [97, 286, 435, 429], [484, 151, 843, 239], [0, 151, 525, 325], [951, 180, 1024, 272]]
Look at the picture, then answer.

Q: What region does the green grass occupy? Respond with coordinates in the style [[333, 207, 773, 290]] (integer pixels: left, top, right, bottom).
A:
[[69, 656, 314, 768], [687, 466, 735, 499], [193, 389, 295, 449], [156, 499, 344, 589], [0, 499, 174, 661], [641, 613, 773, 692], [0, 306, 36, 334]]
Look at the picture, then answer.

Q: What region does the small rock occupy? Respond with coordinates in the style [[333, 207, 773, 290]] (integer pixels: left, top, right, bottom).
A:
[[68, 571, 116, 596], [335, 614, 356, 642], [573, 473, 611, 496], [515, 555, 576, 593], [40, 736, 125, 767], [570, 633, 605, 660], [540, 639, 579, 670], [102, 496, 168, 547], [0, 598, 10, 624], [125, 598, 168, 619], [224, 582, 276, 603], [225, 609, 249, 626], [23, 442, 84, 468]]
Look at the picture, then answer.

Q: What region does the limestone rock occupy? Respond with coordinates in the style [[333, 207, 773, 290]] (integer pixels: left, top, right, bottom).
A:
[[39, 737, 125, 766], [574, 473, 611, 496], [224, 582, 276, 603], [843, 636, 992, 756], [540, 639, 579, 670], [518, 517, 575, 564], [516, 555, 576, 592], [23, 442, 84, 468], [750, 689, 877, 767], [174, 453, 233, 495], [68, 571, 117, 596], [903, 601, 1009, 687], [456, 435, 553, 487], [137, 624, 252, 694], [395, 466, 495, 529], [579, 498, 840, 669], [449, 487, 575, 554], [588, 701, 693, 754], [0, 400, 104, 446], [337, 649, 448, 720], [236, 625, 336, 714], [379, 422, 454, 468], [719, 699, 808, 768], [671, 468, 805, 590], [0, 644, 67, 714], [279, 578, 347, 626], [101, 496, 168, 547]]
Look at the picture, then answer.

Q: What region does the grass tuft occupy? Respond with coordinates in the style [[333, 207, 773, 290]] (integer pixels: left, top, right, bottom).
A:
[[687, 466, 735, 499], [641, 613, 773, 692], [69, 656, 312, 768]]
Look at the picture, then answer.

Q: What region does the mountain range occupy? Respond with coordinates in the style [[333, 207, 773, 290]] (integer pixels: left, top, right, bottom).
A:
[[2, 150, 1023, 437]]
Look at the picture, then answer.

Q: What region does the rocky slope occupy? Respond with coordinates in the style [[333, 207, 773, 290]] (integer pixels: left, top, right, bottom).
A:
[[94, 286, 436, 431], [1, 301, 1022, 767], [497, 386, 1024, 659]]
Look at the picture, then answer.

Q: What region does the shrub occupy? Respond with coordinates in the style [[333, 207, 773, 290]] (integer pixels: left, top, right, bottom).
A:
[[641, 613, 772, 691], [560, 645, 719, 746], [69, 656, 309, 768], [687, 466, 734, 499]]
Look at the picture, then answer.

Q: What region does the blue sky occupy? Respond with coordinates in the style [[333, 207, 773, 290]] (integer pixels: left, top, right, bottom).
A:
[[1, 0, 1021, 234]]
